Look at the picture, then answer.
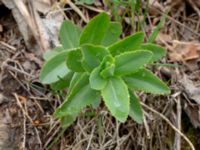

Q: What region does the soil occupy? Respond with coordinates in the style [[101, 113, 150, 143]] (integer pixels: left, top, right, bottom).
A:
[[0, 10, 51, 150]]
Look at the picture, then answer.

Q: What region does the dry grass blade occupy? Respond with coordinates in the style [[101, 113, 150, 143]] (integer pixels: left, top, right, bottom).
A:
[[13, 93, 43, 149], [152, 5, 200, 37], [141, 102, 195, 150], [13, 93, 26, 150], [0, 41, 16, 52], [175, 96, 182, 150], [68, 0, 88, 23], [86, 125, 96, 150], [81, 4, 105, 13]]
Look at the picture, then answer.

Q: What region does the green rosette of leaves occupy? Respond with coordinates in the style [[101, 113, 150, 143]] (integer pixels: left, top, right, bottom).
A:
[[40, 12, 170, 127]]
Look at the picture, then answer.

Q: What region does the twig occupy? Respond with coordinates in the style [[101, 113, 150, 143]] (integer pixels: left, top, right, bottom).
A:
[[34, 127, 42, 149], [143, 114, 150, 139], [2, 62, 35, 78], [43, 124, 61, 149], [174, 96, 182, 150], [115, 121, 120, 150], [9, 71, 44, 113], [23, 112, 26, 150], [152, 6, 200, 37], [80, 4, 105, 13], [46, 120, 60, 136], [52, 2, 69, 20], [67, 0, 88, 23], [48, 8, 72, 17], [14, 93, 33, 124], [14, 93, 42, 149], [141, 102, 195, 150], [0, 41, 16, 52], [86, 125, 95, 150], [14, 93, 26, 150]]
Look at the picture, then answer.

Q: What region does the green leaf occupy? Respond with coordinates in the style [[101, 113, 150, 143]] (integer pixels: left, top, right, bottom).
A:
[[75, 0, 95, 5], [101, 22, 122, 46], [81, 44, 109, 71], [141, 43, 166, 62], [91, 96, 101, 109], [114, 51, 152, 76], [66, 49, 84, 72], [129, 92, 143, 124], [148, 13, 166, 43], [68, 73, 82, 91], [67, 73, 94, 100], [81, 60, 92, 72], [60, 20, 82, 49], [89, 66, 108, 90], [54, 73, 99, 118], [99, 55, 115, 78], [43, 47, 64, 61], [51, 72, 74, 90], [89, 55, 115, 90], [40, 51, 70, 84], [99, 55, 115, 70], [108, 32, 144, 56], [124, 68, 170, 94], [100, 63, 115, 78], [79, 12, 110, 45], [60, 114, 77, 128], [101, 77, 129, 122]]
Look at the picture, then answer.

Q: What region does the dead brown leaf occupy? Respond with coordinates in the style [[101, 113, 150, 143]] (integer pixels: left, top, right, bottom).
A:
[[180, 75, 200, 128], [157, 32, 173, 43], [1, 0, 63, 55], [168, 41, 200, 61], [181, 75, 200, 104]]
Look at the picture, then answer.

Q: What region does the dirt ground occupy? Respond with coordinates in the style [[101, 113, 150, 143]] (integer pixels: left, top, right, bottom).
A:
[[0, 0, 200, 150]]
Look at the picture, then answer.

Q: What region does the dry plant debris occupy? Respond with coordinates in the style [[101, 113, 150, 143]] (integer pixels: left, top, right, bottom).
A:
[[1, 0, 64, 55], [168, 41, 200, 61]]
